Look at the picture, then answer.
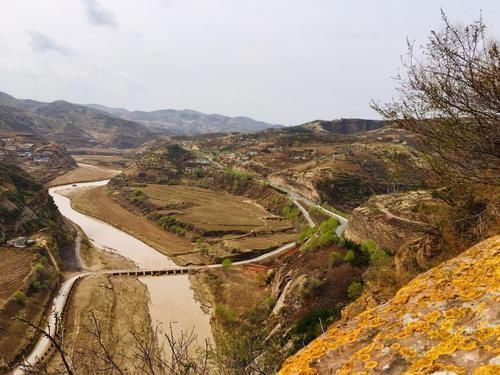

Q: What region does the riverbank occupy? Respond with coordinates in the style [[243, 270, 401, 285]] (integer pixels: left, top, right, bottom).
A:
[[64, 185, 196, 264], [48, 274, 153, 372], [41, 181, 213, 370], [47, 163, 120, 187]]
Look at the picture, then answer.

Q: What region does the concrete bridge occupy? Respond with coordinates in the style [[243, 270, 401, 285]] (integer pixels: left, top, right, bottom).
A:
[[101, 267, 192, 277]]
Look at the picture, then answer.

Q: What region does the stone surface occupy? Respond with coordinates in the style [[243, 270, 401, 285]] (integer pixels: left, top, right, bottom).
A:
[[279, 235, 500, 374]]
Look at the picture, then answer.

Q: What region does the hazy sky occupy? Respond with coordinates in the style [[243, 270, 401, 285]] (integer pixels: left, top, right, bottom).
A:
[[1, 1, 499, 125]]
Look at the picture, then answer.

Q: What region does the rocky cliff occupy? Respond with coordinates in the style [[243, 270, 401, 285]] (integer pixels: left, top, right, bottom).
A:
[[344, 191, 449, 275], [279, 235, 500, 374]]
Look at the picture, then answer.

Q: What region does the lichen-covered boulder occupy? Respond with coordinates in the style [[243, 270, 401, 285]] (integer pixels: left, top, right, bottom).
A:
[[279, 235, 500, 374]]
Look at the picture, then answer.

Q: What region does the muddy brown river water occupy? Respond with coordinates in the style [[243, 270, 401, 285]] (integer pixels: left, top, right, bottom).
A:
[[49, 180, 213, 351]]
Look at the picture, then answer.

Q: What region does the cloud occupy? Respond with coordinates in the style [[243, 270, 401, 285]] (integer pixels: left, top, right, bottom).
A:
[[27, 31, 71, 55], [82, 0, 118, 28]]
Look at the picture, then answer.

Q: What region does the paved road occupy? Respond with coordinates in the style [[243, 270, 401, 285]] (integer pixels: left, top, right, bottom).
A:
[[270, 184, 348, 236], [12, 273, 90, 374], [12, 240, 296, 373], [292, 200, 315, 228]]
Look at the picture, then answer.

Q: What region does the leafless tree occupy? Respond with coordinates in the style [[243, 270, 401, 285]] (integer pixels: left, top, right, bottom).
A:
[[15, 312, 213, 375], [371, 11, 499, 187]]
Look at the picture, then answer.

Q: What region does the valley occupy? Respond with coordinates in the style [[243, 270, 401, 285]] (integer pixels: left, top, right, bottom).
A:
[[1, 107, 497, 373], [0, 12, 498, 373]]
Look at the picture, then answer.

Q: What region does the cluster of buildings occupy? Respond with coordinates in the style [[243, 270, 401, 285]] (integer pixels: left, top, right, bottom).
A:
[[0, 136, 54, 163]]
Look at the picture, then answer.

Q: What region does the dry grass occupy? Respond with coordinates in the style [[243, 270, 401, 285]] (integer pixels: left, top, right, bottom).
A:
[[191, 266, 269, 318], [142, 184, 289, 232], [69, 186, 193, 256], [0, 247, 34, 305], [49, 275, 151, 371], [48, 164, 120, 187]]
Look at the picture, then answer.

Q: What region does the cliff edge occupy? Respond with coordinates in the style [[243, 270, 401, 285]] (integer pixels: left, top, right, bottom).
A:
[[279, 235, 500, 374]]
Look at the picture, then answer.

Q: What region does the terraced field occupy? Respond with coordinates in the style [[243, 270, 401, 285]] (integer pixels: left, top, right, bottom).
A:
[[142, 184, 291, 233], [224, 233, 298, 252], [0, 247, 34, 305]]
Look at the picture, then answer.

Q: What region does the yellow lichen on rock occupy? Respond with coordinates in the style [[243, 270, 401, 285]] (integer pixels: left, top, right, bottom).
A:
[[279, 236, 500, 374]]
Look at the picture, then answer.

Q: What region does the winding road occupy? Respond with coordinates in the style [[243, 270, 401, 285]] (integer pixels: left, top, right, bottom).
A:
[[12, 186, 297, 373], [271, 183, 348, 236], [14, 175, 348, 373]]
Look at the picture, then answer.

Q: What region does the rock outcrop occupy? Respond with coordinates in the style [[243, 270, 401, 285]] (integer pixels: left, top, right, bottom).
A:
[[279, 235, 500, 374], [344, 191, 448, 275]]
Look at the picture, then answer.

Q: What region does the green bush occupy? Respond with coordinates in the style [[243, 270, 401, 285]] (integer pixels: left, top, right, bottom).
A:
[[347, 281, 363, 300], [282, 202, 300, 221], [361, 239, 377, 254], [302, 217, 340, 251], [360, 239, 388, 263], [344, 250, 356, 264], [298, 226, 315, 243], [328, 251, 343, 267], [370, 249, 388, 262], [264, 296, 276, 311], [318, 231, 339, 248], [291, 307, 340, 346], [221, 258, 233, 272], [13, 290, 26, 305], [318, 217, 340, 233], [215, 304, 237, 322]]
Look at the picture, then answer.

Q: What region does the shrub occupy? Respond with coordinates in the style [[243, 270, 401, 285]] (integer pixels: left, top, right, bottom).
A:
[[264, 296, 276, 311], [298, 227, 315, 243], [370, 249, 388, 262], [328, 251, 343, 268], [13, 290, 26, 305], [347, 281, 363, 300], [361, 239, 377, 254], [318, 217, 339, 233], [215, 304, 237, 322], [224, 167, 252, 181], [344, 250, 356, 264], [302, 217, 340, 251], [318, 231, 339, 248], [282, 202, 300, 221], [221, 258, 233, 272], [291, 307, 341, 345], [360, 239, 388, 263]]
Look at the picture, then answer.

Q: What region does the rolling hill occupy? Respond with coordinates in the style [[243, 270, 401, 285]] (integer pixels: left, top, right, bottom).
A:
[[0, 92, 157, 148], [87, 104, 283, 135]]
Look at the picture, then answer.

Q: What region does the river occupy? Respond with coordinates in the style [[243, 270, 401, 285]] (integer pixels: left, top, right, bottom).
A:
[[49, 181, 213, 352]]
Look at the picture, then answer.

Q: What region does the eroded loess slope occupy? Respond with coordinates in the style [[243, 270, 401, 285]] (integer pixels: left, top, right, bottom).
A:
[[279, 235, 500, 374]]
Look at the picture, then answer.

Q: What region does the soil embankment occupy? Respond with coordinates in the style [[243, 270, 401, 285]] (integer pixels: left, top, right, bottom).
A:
[[66, 185, 194, 261]]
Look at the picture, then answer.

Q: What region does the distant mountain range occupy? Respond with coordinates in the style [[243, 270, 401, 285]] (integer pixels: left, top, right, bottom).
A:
[[0, 90, 384, 150], [0, 91, 283, 148], [0, 92, 153, 148], [87, 104, 283, 136]]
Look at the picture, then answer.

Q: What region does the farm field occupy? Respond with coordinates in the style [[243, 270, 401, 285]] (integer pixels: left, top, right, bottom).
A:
[[0, 248, 53, 367], [141, 184, 292, 233], [68, 186, 194, 257], [0, 247, 34, 305], [72, 154, 134, 170]]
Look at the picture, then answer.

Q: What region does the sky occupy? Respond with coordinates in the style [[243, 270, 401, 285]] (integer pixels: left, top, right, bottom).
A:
[[0, 1, 499, 125]]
